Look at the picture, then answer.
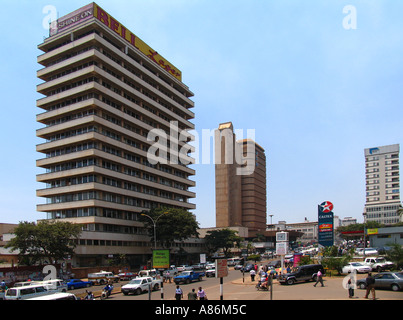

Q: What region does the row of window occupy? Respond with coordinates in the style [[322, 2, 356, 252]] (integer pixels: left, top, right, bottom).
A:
[[46, 190, 187, 206]]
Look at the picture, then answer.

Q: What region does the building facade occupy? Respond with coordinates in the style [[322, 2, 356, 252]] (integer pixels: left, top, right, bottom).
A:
[[364, 144, 401, 225], [36, 3, 196, 267], [215, 122, 267, 233]]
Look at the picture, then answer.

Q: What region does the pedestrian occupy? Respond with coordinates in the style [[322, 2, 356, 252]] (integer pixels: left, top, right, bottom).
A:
[[364, 273, 376, 300], [250, 269, 256, 282], [313, 269, 324, 287], [175, 285, 183, 300], [197, 287, 207, 300], [347, 276, 355, 298], [187, 288, 197, 300]]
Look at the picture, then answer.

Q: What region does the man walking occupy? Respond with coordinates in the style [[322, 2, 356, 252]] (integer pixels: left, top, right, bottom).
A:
[[364, 273, 376, 300], [313, 269, 324, 287]]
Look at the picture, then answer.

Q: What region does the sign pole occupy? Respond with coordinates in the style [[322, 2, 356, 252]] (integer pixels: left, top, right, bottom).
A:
[[220, 277, 223, 300]]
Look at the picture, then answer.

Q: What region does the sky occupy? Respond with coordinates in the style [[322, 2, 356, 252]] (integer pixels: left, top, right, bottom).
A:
[[0, 0, 402, 228]]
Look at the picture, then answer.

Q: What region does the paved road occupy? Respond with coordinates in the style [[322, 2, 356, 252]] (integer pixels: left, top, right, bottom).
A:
[[88, 270, 403, 300]]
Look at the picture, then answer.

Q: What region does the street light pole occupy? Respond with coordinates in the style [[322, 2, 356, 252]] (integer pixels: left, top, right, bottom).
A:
[[363, 212, 367, 257], [141, 212, 168, 249]]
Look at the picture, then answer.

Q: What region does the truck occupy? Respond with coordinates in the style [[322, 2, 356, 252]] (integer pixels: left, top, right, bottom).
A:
[[363, 257, 394, 272], [121, 276, 162, 295], [174, 270, 205, 284]]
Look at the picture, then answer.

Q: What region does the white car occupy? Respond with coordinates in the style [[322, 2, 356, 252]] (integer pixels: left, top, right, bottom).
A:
[[357, 248, 378, 256], [121, 277, 162, 295], [177, 265, 193, 272], [342, 262, 372, 274]]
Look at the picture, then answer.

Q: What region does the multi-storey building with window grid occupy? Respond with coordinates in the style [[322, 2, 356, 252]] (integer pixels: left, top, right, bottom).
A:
[[36, 3, 197, 267], [364, 144, 401, 225]]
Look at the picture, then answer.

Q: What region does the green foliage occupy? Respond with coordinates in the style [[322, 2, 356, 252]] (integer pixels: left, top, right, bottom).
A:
[[204, 229, 243, 257], [298, 255, 313, 266], [247, 254, 261, 262], [5, 220, 81, 265], [320, 245, 352, 275], [140, 207, 199, 247], [385, 243, 403, 269]]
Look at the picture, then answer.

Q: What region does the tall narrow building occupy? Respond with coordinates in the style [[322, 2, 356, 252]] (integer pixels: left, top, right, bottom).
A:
[[36, 3, 196, 267], [364, 144, 401, 225], [215, 122, 267, 233]]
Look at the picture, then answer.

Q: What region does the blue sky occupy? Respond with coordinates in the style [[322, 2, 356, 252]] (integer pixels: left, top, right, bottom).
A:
[[0, 0, 402, 228]]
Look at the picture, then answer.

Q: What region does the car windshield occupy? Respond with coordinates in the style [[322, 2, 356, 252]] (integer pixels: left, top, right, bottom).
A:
[[395, 272, 403, 279], [180, 271, 191, 276], [6, 289, 17, 296], [351, 263, 363, 266], [128, 279, 142, 285]]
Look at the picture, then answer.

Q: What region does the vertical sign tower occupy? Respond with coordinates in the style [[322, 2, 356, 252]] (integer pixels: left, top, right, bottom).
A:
[[318, 201, 334, 247]]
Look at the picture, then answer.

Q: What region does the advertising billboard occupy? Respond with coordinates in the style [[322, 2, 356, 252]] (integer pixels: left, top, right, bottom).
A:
[[152, 249, 170, 269], [318, 201, 334, 247], [49, 3, 182, 81]]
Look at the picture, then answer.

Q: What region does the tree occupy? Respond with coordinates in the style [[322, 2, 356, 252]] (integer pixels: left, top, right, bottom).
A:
[[385, 243, 403, 269], [140, 207, 199, 248], [204, 229, 242, 257], [320, 245, 352, 275], [5, 220, 81, 265]]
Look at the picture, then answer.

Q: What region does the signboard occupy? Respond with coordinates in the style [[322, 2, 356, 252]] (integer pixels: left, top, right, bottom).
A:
[[152, 249, 170, 269], [276, 232, 288, 242], [49, 3, 182, 81], [276, 242, 288, 255], [367, 228, 378, 235], [318, 201, 334, 247], [215, 259, 228, 278], [200, 254, 206, 264]]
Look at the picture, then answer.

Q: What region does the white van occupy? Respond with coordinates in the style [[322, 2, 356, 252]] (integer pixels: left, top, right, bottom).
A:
[[27, 292, 77, 300], [5, 284, 55, 300]]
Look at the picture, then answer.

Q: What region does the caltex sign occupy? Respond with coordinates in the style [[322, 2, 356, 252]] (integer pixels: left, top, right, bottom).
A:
[[318, 201, 334, 247]]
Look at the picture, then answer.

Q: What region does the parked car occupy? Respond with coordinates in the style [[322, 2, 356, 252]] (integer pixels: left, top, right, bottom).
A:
[[356, 272, 403, 291], [362, 257, 394, 272], [279, 264, 324, 285], [342, 262, 372, 274], [267, 260, 281, 269], [177, 265, 193, 272], [118, 272, 138, 281], [206, 269, 216, 277], [205, 263, 215, 270], [240, 264, 254, 272], [66, 279, 93, 290], [356, 248, 378, 256], [234, 264, 243, 270]]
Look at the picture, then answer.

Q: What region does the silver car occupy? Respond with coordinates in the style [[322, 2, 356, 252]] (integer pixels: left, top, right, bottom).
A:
[[356, 272, 403, 291]]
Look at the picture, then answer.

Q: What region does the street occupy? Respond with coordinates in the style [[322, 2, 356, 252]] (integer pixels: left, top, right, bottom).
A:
[[72, 269, 403, 301]]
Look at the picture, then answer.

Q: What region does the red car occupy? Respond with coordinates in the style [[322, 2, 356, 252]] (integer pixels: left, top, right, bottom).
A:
[[118, 272, 138, 281]]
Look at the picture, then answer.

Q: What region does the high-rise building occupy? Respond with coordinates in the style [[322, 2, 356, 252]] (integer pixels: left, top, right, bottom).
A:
[[215, 122, 267, 233], [364, 144, 401, 225], [36, 3, 196, 266]]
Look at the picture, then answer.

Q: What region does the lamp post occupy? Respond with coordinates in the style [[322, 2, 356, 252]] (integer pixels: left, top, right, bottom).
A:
[[141, 212, 168, 249], [363, 212, 367, 257]]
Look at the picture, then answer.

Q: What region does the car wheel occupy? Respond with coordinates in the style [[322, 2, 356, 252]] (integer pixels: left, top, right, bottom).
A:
[[286, 278, 295, 285], [153, 284, 160, 291], [391, 284, 400, 291], [70, 285, 75, 290], [359, 283, 366, 289], [136, 288, 142, 295], [86, 283, 91, 288], [186, 279, 190, 284]]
